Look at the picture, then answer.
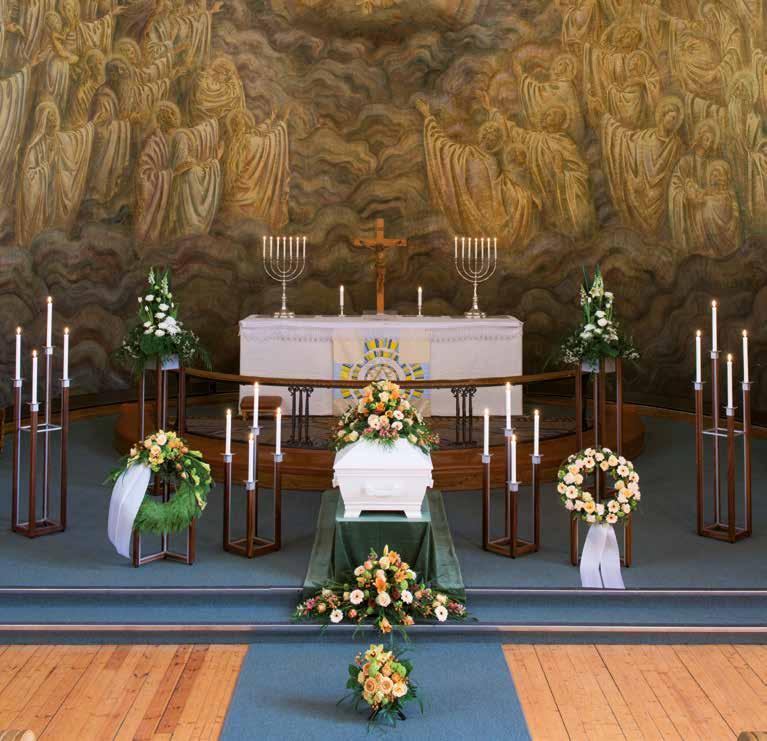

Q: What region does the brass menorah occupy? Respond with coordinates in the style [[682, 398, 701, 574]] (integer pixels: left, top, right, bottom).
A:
[[454, 236, 497, 319], [262, 235, 307, 318]]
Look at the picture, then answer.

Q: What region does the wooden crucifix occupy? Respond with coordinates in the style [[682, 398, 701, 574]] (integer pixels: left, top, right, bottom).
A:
[[352, 218, 407, 314]]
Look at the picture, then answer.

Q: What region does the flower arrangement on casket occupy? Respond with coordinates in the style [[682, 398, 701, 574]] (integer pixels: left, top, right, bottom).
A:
[[116, 267, 211, 374], [332, 380, 438, 454], [560, 266, 639, 366], [340, 643, 421, 727], [294, 546, 467, 634], [557, 447, 641, 525], [108, 430, 212, 534]]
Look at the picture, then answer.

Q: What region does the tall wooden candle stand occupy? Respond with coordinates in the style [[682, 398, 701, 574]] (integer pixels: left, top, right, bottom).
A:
[[482, 428, 541, 558], [570, 358, 632, 566], [222, 427, 283, 558], [137, 357, 184, 442], [695, 351, 751, 543], [11, 348, 69, 538]]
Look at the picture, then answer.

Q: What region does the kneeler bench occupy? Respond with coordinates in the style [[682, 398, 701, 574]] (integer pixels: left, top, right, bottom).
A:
[[239, 395, 282, 421]]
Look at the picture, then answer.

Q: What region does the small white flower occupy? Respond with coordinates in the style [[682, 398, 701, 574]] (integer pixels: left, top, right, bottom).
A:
[[434, 605, 448, 622], [565, 500, 575, 510], [330, 609, 343, 624], [159, 303, 169, 311], [586, 514, 596, 523], [143, 321, 151, 328], [155, 329, 166, 337], [353, 566, 365, 577], [597, 318, 608, 327], [155, 311, 166, 319], [350, 589, 364, 605], [596, 503, 605, 516], [145, 294, 154, 302], [401, 590, 413, 604], [606, 513, 618, 524], [622, 503, 632, 514], [595, 310, 606, 318]]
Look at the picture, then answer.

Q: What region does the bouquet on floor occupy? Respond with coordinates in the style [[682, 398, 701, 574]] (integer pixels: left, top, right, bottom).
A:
[[294, 545, 467, 635], [332, 380, 438, 454], [559, 266, 639, 366], [340, 643, 421, 727], [116, 267, 211, 374], [107, 430, 212, 535]]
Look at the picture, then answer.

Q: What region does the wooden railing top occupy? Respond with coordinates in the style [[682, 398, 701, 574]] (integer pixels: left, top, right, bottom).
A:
[[183, 367, 577, 390]]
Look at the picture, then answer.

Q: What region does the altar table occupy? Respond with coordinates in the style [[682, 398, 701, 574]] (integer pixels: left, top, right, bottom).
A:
[[302, 489, 465, 599], [239, 314, 523, 415]]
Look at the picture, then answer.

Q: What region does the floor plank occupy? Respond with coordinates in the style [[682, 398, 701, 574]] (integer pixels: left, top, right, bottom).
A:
[[0, 645, 244, 741], [506, 644, 767, 741]]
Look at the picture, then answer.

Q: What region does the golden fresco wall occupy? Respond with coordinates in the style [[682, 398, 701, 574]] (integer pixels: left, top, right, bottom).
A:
[[0, 0, 765, 415]]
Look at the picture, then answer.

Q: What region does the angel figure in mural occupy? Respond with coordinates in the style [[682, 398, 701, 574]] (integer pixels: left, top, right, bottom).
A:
[[165, 105, 223, 239], [134, 99, 178, 243], [105, 54, 172, 125], [604, 49, 661, 129], [31, 10, 79, 113], [221, 108, 291, 229], [726, 72, 767, 234], [65, 47, 105, 127], [668, 118, 740, 254], [60, 0, 123, 57], [2, 0, 55, 70], [115, 37, 181, 85], [417, 97, 541, 250], [16, 100, 95, 246], [514, 52, 585, 143], [599, 94, 684, 235], [188, 55, 246, 126], [0, 66, 30, 215], [560, 0, 603, 54], [475, 94, 595, 240]]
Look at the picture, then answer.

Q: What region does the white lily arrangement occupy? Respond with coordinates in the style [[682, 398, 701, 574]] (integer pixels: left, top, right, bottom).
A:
[[560, 267, 639, 366], [116, 268, 211, 374]]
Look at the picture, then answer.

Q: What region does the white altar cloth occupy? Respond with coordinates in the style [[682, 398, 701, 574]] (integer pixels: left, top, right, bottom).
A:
[[238, 315, 523, 416]]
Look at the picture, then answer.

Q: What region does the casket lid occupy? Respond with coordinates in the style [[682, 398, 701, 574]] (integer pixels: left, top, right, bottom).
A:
[[333, 437, 433, 471]]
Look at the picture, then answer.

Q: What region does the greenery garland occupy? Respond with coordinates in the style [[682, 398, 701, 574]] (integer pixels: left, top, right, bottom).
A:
[[107, 430, 213, 535]]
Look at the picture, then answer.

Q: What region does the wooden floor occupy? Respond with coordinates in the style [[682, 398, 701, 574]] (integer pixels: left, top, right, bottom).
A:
[[505, 644, 767, 740], [0, 644, 246, 740]]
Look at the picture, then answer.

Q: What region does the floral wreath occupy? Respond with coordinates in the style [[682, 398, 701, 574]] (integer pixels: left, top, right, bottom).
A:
[[107, 430, 212, 534], [557, 447, 640, 525]]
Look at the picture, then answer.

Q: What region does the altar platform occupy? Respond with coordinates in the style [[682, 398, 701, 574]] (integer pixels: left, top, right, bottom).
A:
[[3, 413, 767, 637]]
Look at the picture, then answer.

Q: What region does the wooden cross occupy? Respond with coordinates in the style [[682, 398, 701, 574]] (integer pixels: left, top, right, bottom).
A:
[[352, 218, 407, 314]]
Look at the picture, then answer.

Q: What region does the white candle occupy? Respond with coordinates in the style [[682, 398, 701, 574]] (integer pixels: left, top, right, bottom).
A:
[[417, 286, 422, 314], [45, 296, 52, 348], [743, 330, 749, 384], [247, 432, 254, 481], [711, 300, 718, 352], [511, 433, 517, 482], [225, 408, 232, 456], [533, 409, 540, 457], [727, 354, 734, 409], [505, 382, 511, 429], [31, 350, 38, 406], [275, 407, 282, 455], [483, 407, 489, 457], [253, 381, 259, 428], [695, 330, 702, 384], [15, 327, 21, 380], [454, 236, 458, 259], [63, 328, 69, 381], [339, 285, 344, 313], [262, 235, 266, 258]]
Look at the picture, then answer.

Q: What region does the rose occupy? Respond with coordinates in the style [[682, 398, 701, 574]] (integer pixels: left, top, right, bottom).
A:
[[367, 415, 381, 430], [330, 609, 343, 624], [392, 681, 408, 698], [350, 589, 364, 605], [376, 591, 391, 607]]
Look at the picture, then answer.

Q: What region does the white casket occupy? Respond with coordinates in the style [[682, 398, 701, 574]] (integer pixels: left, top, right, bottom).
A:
[[332, 438, 434, 519]]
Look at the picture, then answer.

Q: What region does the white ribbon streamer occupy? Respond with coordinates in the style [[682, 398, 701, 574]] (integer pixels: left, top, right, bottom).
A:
[[108, 463, 151, 559], [580, 523, 625, 589]]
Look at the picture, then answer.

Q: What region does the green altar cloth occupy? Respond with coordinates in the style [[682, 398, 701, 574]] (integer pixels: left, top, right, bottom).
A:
[[302, 489, 465, 600]]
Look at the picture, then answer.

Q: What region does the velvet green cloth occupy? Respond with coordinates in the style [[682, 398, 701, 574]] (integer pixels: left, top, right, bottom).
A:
[[303, 489, 465, 599]]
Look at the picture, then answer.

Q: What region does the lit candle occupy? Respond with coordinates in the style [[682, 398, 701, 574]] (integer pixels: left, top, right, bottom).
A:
[[417, 286, 422, 314], [225, 408, 232, 456], [63, 328, 69, 381], [339, 285, 344, 313], [253, 381, 259, 428], [247, 432, 254, 482], [511, 433, 517, 482], [505, 382, 511, 429], [483, 407, 489, 457], [15, 327, 21, 380], [711, 300, 718, 352], [46, 296, 53, 348], [303, 235, 306, 257], [743, 330, 749, 384], [31, 350, 38, 406], [454, 236, 458, 259], [275, 406, 282, 455], [533, 409, 540, 457], [727, 354, 734, 409], [695, 330, 702, 384], [262, 235, 266, 258]]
